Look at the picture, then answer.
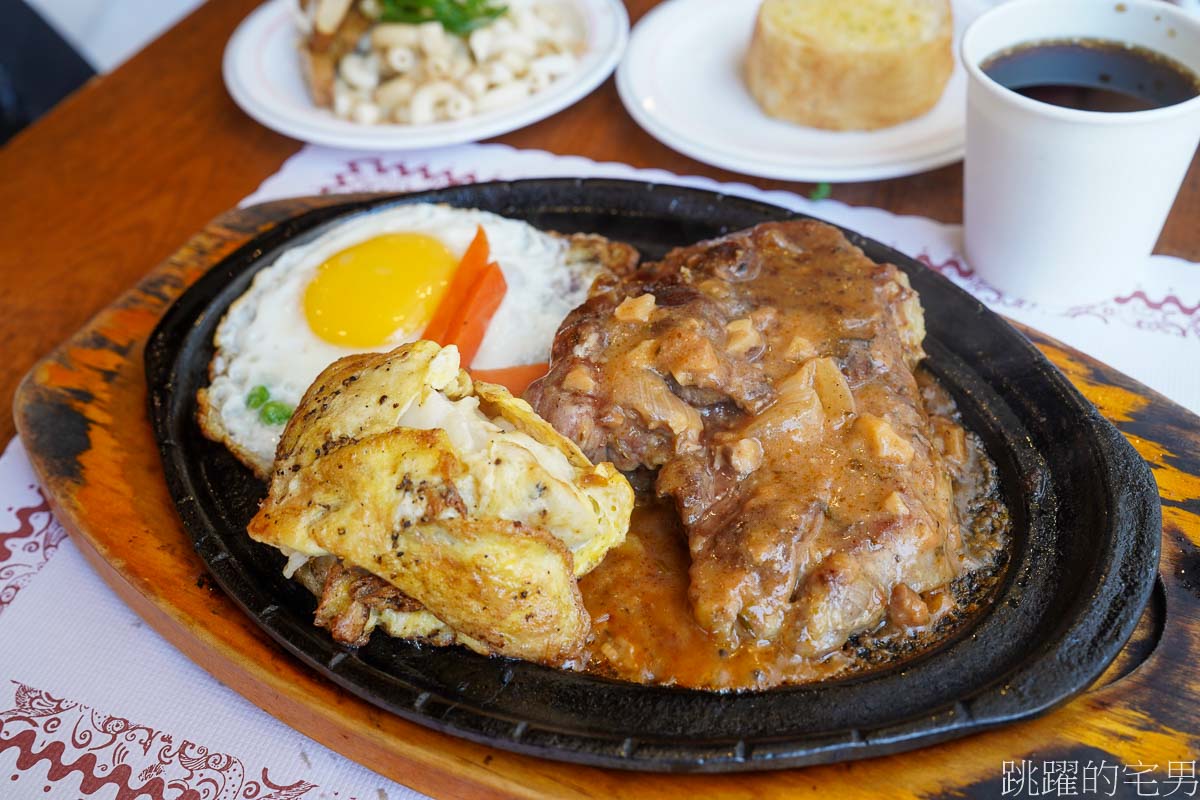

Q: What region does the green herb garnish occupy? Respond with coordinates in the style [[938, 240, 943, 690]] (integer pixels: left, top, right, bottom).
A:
[[378, 0, 507, 35], [246, 385, 270, 409], [809, 182, 832, 201], [259, 400, 295, 426]]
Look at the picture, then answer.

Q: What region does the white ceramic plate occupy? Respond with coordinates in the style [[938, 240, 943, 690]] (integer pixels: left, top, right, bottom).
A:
[[223, 0, 629, 150], [616, 0, 997, 182]]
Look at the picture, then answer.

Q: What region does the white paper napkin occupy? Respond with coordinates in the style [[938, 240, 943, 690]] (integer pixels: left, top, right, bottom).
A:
[[4, 143, 1197, 799]]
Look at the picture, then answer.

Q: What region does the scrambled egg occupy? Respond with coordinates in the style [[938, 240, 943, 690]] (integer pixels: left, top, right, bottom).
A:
[[247, 340, 633, 665]]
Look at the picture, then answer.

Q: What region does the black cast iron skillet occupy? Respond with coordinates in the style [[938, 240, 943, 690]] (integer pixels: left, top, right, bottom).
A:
[[145, 179, 1160, 772]]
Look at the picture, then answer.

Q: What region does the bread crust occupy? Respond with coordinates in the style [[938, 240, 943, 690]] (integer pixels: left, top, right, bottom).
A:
[[744, 0, 954, 131]]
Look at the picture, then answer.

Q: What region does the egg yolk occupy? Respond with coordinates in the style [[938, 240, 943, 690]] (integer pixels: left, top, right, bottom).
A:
[[303, 233, 459, 347]]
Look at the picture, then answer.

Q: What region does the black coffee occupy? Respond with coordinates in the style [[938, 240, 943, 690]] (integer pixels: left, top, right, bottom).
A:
[[982, 38, 1200, 113]]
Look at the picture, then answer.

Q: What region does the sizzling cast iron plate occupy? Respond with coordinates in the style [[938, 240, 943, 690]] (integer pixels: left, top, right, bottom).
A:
[[146, 180, 1160, 772]]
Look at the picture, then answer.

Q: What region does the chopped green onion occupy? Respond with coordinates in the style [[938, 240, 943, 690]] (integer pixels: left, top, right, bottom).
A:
[[378, 0, 507, 35], [246, 385, 270, 409], [259, 401, 294, 426], [809, 182, 832, 201]]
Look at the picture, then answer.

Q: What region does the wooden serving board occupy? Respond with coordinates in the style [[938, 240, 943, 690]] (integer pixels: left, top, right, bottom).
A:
[[14, 196, 1200, 799]]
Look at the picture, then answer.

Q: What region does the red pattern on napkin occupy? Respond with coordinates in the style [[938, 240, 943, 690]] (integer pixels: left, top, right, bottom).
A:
[[0, 682, 318, 799], [0, 490, 65, 615], [320, 157, 479, 195], [919, 253, 1200, 337], [1062, 291, 1200, 339]]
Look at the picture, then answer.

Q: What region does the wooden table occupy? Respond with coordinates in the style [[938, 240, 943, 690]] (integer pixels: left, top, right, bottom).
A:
[[3, 1, 1199, 798]]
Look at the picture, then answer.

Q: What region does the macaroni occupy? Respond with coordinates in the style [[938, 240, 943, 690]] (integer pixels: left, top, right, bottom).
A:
[[314, 0, 583, 126]]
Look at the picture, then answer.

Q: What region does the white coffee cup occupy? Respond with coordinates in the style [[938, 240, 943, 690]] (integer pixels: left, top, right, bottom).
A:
[[961, 0, 1200, 307]]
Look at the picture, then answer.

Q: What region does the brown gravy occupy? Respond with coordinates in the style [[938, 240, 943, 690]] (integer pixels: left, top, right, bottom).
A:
[[576, 371, 1010, 690]]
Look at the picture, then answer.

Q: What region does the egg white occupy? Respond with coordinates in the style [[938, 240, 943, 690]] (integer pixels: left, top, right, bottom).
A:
[[205, 203, 605, 472]]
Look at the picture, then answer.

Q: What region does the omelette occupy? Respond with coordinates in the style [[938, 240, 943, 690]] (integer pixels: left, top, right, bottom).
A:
[[247, 341, 633, 665]]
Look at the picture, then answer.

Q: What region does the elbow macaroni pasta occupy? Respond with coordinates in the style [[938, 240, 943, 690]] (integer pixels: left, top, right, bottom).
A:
[[323, 0, 582, 126]]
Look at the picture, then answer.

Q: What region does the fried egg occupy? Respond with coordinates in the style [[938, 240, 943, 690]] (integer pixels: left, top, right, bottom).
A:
[[202, 203, 610, 475]]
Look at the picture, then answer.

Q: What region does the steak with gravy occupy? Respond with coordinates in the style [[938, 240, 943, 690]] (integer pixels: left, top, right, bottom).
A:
[[527, 220, 967, 660]]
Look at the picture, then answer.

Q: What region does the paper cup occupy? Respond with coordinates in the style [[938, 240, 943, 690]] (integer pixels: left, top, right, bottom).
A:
[[962, 0, 1200, 307]]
